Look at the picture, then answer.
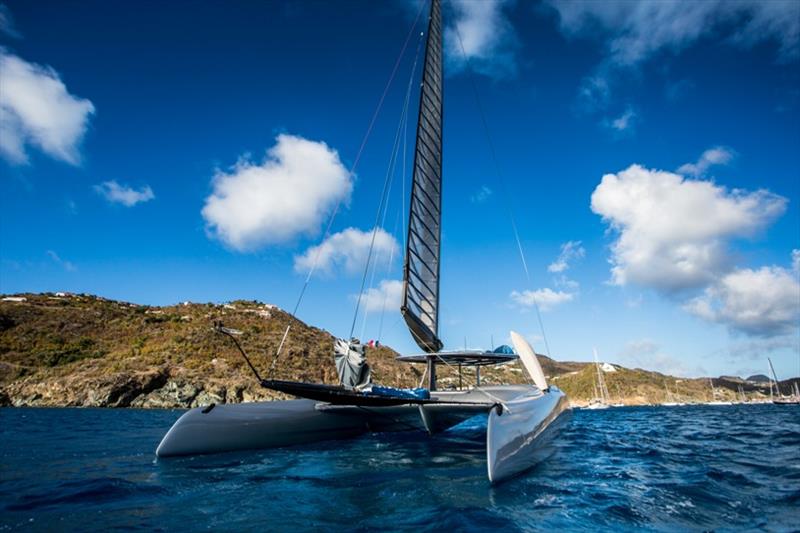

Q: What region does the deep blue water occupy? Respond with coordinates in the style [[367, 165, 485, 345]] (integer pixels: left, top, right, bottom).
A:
[[1, 404, 799, 532]]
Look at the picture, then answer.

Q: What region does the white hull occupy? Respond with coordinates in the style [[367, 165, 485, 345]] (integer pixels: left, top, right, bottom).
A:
[[487, 386, 569, 483], [582, 402, 609, 410], [156, 399, 366, 457], [157, 384, 570, 483]]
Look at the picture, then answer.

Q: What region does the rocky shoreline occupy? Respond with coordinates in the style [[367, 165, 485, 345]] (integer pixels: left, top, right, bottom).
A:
[[0, 367, 261, 409], [0, 293, 790, 409]]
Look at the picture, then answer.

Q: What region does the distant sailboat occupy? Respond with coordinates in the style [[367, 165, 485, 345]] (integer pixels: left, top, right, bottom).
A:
[[156, 0, 571, 483], [661, 381, 682, 407], [737, 384, 748, 404], [707, 378, 733, 406], [769, 358, 800, 405], [584, 348, 612, 409]]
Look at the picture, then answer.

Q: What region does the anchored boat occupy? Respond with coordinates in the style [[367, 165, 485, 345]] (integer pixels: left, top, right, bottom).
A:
[[157, 0, 570, 483], [769, 357, 800, 405]]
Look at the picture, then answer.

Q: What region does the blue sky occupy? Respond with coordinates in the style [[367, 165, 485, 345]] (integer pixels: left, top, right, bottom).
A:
[[1, 0, 798, 379]]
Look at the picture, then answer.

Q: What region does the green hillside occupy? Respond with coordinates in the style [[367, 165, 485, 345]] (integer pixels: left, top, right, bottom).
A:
[[0, 293, 785, 408]]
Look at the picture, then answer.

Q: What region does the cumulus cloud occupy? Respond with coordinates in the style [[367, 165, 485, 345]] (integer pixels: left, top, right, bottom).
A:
[[791, 248, 799, 273], [0, 49, 95, 165], [94, 181, 154, 207], [548, 240, 585, 273], [46, 250, 76, 272], [445, 0, 518, 78], [294, 227, 399, 277], [355, 279, 404, 313], [470, 185, 492, 204], [547, 0, 800, 67], [202, 134, 352, 251], [590, 163, 787, 292], [684, 259, 800, 337], [510, 288, 574, 311], [677, 146, 735, 177]]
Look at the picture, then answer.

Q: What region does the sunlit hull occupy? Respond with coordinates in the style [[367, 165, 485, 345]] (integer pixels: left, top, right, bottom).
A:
[[156, 384, 570, 483]]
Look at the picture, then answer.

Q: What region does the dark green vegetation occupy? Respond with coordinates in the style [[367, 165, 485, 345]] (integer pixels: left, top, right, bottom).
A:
[[0, 293, 786, 408]]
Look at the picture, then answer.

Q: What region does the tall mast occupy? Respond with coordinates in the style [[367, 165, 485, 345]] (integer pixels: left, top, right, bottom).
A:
[[768, 358, 782, 398], [402, 0, 444, 387]]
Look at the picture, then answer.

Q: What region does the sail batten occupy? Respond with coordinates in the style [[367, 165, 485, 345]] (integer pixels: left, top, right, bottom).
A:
[[402, 0, 443, 353]]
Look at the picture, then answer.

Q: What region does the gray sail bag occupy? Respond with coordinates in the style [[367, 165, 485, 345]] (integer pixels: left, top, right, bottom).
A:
[[334, 338, 371, 389]]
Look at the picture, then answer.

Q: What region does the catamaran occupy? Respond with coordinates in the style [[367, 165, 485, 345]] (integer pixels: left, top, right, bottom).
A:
[[156, 0, 570, 483]]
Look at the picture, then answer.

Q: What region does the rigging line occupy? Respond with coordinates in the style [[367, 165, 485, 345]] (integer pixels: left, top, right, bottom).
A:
[[377, 210, 402, 342], [351, 75, 412, 340], [359, 89, 412, 341], [360, 30, 424, 341], [359, 109, 405, 341], [352, 33, 425, 340], [357, 90, 410, 340], [288, 0, 427, 323], [265, 5, 427, 378], [405, 324, 457, 373], [452, 25, 553, 359]]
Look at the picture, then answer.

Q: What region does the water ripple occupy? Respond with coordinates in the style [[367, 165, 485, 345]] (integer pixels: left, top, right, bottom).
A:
[[1, 404, 799, 531]]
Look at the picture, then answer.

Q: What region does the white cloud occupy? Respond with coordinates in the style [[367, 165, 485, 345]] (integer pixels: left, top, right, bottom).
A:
[[354, 279, 404, 313], [0, 4, 20, 38], [94, 181, 154, 207], [617, 338, 705, 377], [202, 134, 352, 251], [684, 259, 800, 337], [590, 163, 787, 292], [46, 250, 76, 272], [445, 0, 518, 78], [510, 288, 574, 311], [791, 248, 799, 273], [677, 146, 735, 177], [728, 336, 800, 360], [470, 185, 492, 204], [547, 0, 800, 67], [621, 338, 659, 358], [548, 240, 585, 273], [610, 107, 637, 131], [0, 49, 94, 165], [294, 227, 399, 277], [550, 1, 799, 113], [576, 74, 611, 113]]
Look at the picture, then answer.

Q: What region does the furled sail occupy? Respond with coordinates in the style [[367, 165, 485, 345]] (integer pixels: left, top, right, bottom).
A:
[[402, 0, 443, 353], [334, 338, 371, 389]]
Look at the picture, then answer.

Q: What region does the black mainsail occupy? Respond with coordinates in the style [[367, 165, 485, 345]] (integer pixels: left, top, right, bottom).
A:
[[402, 0, 444, 358]]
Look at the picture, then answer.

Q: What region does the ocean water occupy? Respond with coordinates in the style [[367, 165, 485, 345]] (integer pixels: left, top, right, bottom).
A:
[[1, 404, 798, 532]]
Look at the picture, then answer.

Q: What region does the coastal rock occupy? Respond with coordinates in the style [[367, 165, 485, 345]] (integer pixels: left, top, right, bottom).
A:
[[92, 369, 169, 407], [226, 385, 244, 404], [2, 368, 170, 408], [131, 380, 200, 408], [191, 387, 227, 408], [0, 389, 11, 406]]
